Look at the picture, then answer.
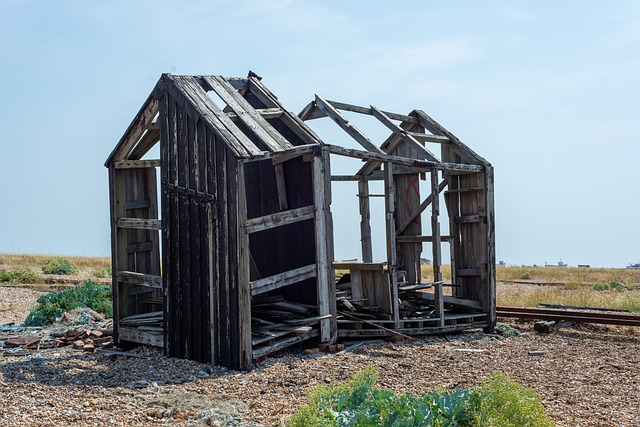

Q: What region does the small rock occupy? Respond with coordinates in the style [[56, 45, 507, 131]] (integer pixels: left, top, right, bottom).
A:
[[528, 350, 545, 356], [197, 369, 210, 378], [90, 330, 103, 338], [73, 340, 85, 349], [83, 344, 95, 352], [303, 348, 319, 355]]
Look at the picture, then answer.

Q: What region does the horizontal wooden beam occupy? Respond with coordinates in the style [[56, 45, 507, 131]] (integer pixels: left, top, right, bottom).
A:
[[252, 329, 319, 359], [125, 200, 151, 210], [407, 132, 450, 144], [226, 107, 283, 121], [325, 144, 483, 172], [332, 262, 387, 271], [118, 326, 163, 347], [126, 241, 154, 253], [327, 100, 420, 124], [117, 271, 162, 288], [250, 264, 318, 296], [245, 205, 315, 234], [331, 174, 384, 182], [414, 293, 483, 309], [396, 235, 454, 243], [114, 159, 161, 169], [116, 218, 162, 230]]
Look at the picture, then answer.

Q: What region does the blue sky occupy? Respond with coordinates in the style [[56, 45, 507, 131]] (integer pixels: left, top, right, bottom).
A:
[[1, 0, 638, 267]]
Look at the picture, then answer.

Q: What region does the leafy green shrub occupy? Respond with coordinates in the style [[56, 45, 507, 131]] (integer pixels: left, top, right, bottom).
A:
[[0, 268, 41, 284], [23, 279, 112, 326], [41, 258, 78, 275], [521, 272, 532, 280], [92, 266, 112, 278], [593, 282, 610, 291], [609, 281, 626, 292], [286, 368, 553, 427]]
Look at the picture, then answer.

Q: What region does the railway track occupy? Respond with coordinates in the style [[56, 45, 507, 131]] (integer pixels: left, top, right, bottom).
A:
[[496, 306, 640, 327]]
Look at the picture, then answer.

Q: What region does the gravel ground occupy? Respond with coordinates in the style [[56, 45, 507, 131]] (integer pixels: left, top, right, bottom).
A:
[[1, 286, 639, 426]]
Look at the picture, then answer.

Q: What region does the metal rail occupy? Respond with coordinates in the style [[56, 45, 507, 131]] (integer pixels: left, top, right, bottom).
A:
[[496, 306, 640, 327]]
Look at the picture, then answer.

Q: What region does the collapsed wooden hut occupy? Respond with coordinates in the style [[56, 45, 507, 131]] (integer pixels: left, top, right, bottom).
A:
[[105, 73, 495, 370]]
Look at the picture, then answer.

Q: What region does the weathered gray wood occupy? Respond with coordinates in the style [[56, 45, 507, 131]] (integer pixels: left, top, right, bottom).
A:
[[396, 179, 447, 235], [406, 132, 450, 144], [313, 148, 333, 342], [396, 235, 454, 243], [126, 241, 153, 253], [358, 179, 373, 263], [114, 159, 161, 169], [314, 95, 385, 154], [245, 205, 315, 234], [204, 76, 294, 152], [269, 144, 317, 165], [298, 101, 326, 121], [247, 77, 322, 145], [117, 218, 162, 230], [250, 264, 318, 296], [331, 174, 384, 182], [118, 326, 164, 347], [274, 163, 288, 210], [106, 95, 160, 164], [236, 162, 252, 369], [166, 75, 262, 158], [430, 169, 444, 327], [333, 262, 386, 270], [251, 329, 319, 359], [370, 105, 439, 162], [226, 107, 283, 121], [117, 271, 162, 288], [326, 100, 420, 124], [325, 144, 483, 172], [125, 200, 151, 210]]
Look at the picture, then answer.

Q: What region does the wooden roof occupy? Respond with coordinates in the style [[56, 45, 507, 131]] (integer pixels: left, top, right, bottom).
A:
[[105, 73, 323, 166]]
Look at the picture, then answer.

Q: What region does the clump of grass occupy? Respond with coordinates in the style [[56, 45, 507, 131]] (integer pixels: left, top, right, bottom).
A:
[[521, 271, 532, 280], [23, 279, 112, 326], [92, 266, 112, 279], [286, 368, 553, 427], [610, 281, 627, 292], [593, 282, 610, 291], [0, 268, 42, 285], [41, 258, 78, 275]]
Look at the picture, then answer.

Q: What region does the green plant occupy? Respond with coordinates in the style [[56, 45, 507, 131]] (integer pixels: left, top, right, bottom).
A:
[[286, 368, 553, 427], [23, 279, 112, 326], [41, 258, 78, 275], [472, 372, 554, 427], [92, 266, 112, 278], [609, 281, 626, 292], [593, 282, 610, 291], [521, 272, 532, 280], [0, 268, 41, 284]]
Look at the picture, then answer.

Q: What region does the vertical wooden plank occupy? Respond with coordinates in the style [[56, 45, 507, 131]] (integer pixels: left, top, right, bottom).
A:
[[431, 168, 444, 327], [358, 179, 373, 263], [216, 141, 230, 367], [226, 153, 241, 369], [159, 93, 171, 356], [313, 148, 332, 342], [323, 147, 336, 339], [274, 162, 289, 210], [484, 166, 496, 329], [384, 162, 399, 327], [236, 162, 252, 369]]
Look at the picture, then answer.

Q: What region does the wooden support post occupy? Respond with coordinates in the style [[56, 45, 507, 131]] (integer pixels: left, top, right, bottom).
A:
[[358, 179, 373, 262], [384, 162, 400, 327], [431, 169, 444, 327], [274, 163, 288, 210], [236, 162, 252, 369], [313, 147, 335, 343]]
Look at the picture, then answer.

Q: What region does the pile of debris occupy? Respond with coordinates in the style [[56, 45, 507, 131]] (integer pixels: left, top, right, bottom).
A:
[[0, 307, 114, 356]]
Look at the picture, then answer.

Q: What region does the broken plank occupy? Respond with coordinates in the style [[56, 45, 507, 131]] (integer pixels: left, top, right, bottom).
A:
[[250, 264, 317, 296], [245, 206, 315, 234]]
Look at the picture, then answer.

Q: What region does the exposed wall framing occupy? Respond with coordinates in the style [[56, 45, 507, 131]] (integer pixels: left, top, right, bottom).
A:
[[106, 72, 495, 370]]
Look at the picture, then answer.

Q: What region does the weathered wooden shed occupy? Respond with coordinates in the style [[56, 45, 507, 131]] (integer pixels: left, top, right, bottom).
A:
[[105, 73, 335, 370], [106, 72, 495, 370]]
